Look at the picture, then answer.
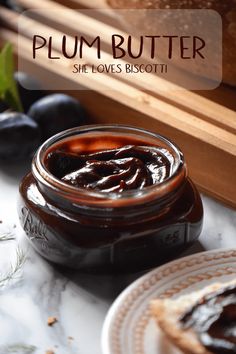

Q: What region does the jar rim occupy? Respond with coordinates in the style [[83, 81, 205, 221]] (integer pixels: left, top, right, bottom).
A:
[[33, 124, 186, 206]]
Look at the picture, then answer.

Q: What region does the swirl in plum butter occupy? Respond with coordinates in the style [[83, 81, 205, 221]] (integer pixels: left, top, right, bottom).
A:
[[181, 284, 236, 354], [46, 145, 174, 192]]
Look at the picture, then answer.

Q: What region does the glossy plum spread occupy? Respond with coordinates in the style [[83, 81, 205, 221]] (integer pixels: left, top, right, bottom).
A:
[[46, 145, 174, 193], [181, 284, 236, 354]]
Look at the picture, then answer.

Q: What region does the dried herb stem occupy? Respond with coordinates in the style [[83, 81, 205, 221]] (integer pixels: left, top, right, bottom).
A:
[[0, 232, 15, 242], [0, 247, 26, 288], [0, 343, 37, 354]]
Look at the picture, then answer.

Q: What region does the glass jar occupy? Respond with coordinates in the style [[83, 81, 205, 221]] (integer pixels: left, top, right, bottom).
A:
[[17, 125, 203, 272]]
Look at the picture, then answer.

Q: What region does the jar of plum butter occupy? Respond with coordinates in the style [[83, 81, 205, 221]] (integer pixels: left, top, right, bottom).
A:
[[18, 125, 203, 272]]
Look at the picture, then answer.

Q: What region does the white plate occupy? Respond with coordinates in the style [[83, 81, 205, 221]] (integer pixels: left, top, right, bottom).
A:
[[102, 248, 236, 354]]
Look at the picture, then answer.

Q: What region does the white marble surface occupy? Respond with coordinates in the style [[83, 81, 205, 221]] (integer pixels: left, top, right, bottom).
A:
[[0, 160, 236, 354]]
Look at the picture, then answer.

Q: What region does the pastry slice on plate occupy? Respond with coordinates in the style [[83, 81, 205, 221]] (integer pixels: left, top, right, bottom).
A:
[[151, 279, 236, 354]]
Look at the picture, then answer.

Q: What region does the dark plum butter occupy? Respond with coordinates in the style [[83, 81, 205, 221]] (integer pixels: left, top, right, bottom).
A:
[[47, 145, 174, 192], [17, 125, 203, 272], [181, 284, 236, 354]]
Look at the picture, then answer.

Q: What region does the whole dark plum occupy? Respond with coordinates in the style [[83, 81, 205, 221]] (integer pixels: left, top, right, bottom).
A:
[[14, 71, 45, 112], [0, 112, 41, 161], [28, 94, 87, 141], [0, 0, 9, 8], [0, 0, 23, 11], [0, 100, 9, 113]]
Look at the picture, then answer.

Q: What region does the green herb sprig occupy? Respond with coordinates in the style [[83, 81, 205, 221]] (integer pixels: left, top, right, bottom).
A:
[[0, 43, 23, 112]]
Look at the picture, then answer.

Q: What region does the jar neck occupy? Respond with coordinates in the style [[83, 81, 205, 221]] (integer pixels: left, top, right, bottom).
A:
[[32, 124, 186, 217]]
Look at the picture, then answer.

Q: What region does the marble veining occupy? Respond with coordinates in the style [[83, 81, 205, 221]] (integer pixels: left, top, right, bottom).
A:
[[0, 161, 235, 354]]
